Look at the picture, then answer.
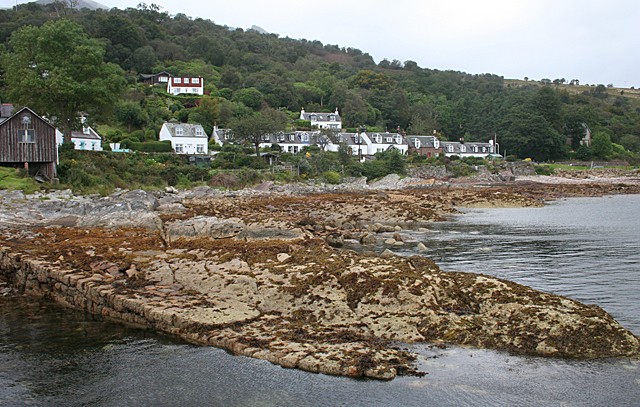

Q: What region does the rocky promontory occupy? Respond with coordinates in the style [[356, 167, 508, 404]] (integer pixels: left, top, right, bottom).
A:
[[1, 178, 640, 379]]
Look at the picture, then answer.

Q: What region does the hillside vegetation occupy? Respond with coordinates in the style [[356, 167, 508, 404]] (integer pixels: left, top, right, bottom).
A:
[[0, 2, 639, 165]]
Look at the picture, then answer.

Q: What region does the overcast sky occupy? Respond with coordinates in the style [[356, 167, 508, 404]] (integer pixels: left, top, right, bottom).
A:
[[5, 0, 640, 87]]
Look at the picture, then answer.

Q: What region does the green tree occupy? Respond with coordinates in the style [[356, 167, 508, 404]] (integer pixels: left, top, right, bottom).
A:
[[114, 101, 147, 133], [501, 110, 566, 162], [229, 107, 287, 157], [591, 131, 613, 159], [3, 19, 126, 143]]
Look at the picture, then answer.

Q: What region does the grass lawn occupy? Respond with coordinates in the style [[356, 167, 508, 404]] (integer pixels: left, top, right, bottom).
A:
[[0, 167, 41, 194]]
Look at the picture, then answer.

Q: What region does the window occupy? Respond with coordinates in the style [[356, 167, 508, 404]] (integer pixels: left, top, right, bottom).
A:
[[289, 134, 295, 141], [374, 135, 382, 143], [447, 144, 453, 152], [175, 144, 183, 153], [19, 115, 35, 143], [414, 139, 421, 148], [329, 115, 336, 121], [192, 78, 200, 84], [174, 78, 182, 84], [385, 137, 393, 143], [174, 88, 181, 94], [481, 147, 486, 153], [310, 114, 317, 122], [184, 78, 190, 84], [79, 141, 86, 149], [196, 127, 204, 136], [196, 144, 204, 153], [176, 127, 184, 136], [159, 76, 168, 83], [460, 145, 466, 153], [18, 129, 35, 143], [395, 135, 403, 144], [192, 88, 199, 93], [330, 124, 339, 129], [302, 134, 309, 142]]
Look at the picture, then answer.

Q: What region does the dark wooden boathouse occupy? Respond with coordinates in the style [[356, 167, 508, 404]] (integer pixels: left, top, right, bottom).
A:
[[0, 107, 57, 179]]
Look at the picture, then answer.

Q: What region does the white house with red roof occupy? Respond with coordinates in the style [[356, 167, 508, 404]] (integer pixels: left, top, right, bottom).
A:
[[167, 77, 204, 96]]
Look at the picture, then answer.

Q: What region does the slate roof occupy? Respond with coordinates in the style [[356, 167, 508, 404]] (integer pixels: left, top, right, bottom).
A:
[[0, 104, 15, 124], [262, 131, 314, 145], [407, 135, 440, 148], [441, 141, 494, 154], [368, 132, 406, 146], [336, 133, 367, 147], [301, 111, 341, 122], [71, 127, 101, 140], [163, 122, 208, 138]]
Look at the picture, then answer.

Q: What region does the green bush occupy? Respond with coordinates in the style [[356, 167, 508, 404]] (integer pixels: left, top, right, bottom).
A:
[[505, 155, 518, 162], [131, 130, 145, 140], [534, 165, 555, 175], [144, 129, 157, 141], [322, 170, 341, 184]]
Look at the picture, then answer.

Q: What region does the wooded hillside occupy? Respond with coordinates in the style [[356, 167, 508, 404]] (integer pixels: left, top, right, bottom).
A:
[[1, 2, 639, 162]]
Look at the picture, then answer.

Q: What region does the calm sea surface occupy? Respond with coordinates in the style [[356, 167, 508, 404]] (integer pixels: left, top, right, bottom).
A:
[[1, 194, 639, 406]]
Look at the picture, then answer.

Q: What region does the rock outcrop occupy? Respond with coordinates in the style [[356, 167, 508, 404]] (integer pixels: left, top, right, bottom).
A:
[[1, 229, 638, 380]]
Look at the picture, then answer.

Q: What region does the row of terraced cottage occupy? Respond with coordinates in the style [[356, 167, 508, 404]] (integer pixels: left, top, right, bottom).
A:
[[0, 100, 499, 180]]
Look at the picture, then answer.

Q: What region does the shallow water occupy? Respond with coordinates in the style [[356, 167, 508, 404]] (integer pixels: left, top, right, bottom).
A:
[[2, 194, 640, 406]]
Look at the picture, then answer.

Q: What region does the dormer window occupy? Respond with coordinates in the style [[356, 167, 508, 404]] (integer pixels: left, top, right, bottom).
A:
[[184, 78, 190, 84], [447, 144, 453, 152], [414, 139, 421, 148], [176, 126, 184, 136], [329, 115, 336, 121], [196, 127, 204, 136], [192, 78, 200, 84], [385, 137, 393, 143], [174, 78, 182, 84], [434, 139, 440, 149], [395, 135, 403, 144], [460, 145, 466, 153], [310, 114, 317, 122]]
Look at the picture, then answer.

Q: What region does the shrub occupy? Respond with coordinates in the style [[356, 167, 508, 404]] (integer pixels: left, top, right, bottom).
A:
[[322, 170, 341, 184], [534, 165, 555, 175], [505, 155, 518, 162]]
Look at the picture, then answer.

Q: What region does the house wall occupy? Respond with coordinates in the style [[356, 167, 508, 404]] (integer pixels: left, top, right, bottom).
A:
[[0, 110, 57, 168], [159, 126, 208, 155]]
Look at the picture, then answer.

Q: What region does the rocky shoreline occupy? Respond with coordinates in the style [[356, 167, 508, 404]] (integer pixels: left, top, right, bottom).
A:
[[1, 174, 640, 380]]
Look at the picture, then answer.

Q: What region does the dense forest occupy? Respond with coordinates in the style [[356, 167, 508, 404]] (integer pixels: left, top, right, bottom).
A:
[[1, 2, 640, 163]]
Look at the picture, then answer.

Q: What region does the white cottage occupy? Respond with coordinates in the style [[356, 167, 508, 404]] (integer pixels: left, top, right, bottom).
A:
[[159, 122, 208, 154], [300, 108, 342, 129]]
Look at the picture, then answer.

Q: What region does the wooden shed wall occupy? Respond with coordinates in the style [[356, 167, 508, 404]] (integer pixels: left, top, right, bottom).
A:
[[0, 111, 57, 164]]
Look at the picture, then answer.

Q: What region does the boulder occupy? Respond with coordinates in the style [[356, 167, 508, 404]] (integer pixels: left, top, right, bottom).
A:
[[165, 216, 245, 242], [499, 171, 516, 182], [236, 226, 308, 241], [360, 232, 377, 245], [120, 190, 160, 210], [325, 233, 345, 247]]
